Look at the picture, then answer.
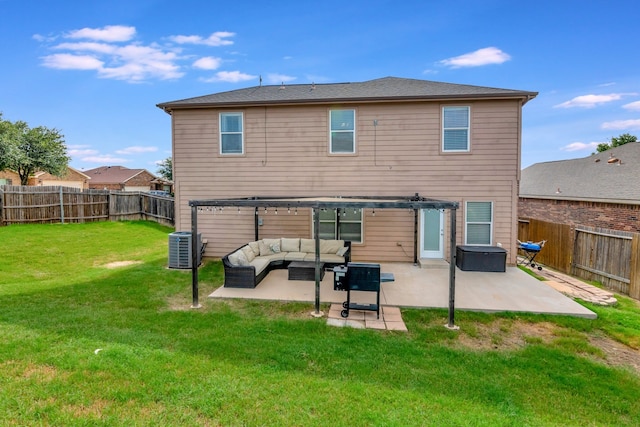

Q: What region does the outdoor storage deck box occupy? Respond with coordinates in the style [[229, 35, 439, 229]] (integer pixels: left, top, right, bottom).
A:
[[456, 245, 506, 272]]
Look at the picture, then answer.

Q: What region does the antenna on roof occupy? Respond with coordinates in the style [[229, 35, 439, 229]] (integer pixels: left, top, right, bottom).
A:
[[279, 81, 285, 90], [259, 75, 262, 87]]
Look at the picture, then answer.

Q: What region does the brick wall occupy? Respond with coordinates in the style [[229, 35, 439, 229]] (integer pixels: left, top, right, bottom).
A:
[[127, 171, 156, 187], [89, 183, 124, 190], [519, 198, 640, 232]]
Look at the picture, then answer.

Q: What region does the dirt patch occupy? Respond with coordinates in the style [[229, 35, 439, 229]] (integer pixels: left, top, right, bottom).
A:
[[456, 319, 640, 374], [589, 335, 640, 374], [104, 261, 142, 269], [456, 319, 557, 351]]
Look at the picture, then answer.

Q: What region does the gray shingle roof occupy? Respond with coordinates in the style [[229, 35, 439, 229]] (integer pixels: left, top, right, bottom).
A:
[[520, 142, 640, 204], [157, 76, 537, 110]]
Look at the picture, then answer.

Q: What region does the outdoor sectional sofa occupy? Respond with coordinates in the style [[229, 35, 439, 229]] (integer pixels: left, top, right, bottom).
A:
[[222, 238, 351, 288]]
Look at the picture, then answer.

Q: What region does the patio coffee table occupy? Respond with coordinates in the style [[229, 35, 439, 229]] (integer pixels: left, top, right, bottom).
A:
[[288, 261, 325, 281]]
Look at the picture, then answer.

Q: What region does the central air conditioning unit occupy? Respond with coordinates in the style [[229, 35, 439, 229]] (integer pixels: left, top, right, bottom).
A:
[[168, 231, 202, 269]]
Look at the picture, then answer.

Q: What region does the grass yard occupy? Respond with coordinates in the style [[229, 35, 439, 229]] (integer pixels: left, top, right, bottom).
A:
[[1, 221, 639, 426]]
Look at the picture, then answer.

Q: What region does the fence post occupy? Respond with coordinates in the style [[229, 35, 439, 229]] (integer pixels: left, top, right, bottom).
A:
[[59, 186, 65, 224], [0, 187, 4, 226], [630, 234, 640, 300]]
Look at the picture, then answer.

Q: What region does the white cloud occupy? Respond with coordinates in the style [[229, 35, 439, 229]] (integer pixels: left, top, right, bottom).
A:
[[54, 42, 118, 54], [439, 47, 511, 68], [115, 146, 158, 155], [68, 146, 99, 156], [266, 73, 296, 84], [202, 71, 257, 83], [42, 39, 183, 82], [41, 53, 103, 70], [554, 93, 627, 108], [81, 155, 130, 164], [560, 142, 600, 152], [36, 26, 243, 83], [66, 25, 136, 42], [193, 56, 222, 70], [623, 101, 640, 111], [169, 31, 235, 46], [601, 119, 640, 130]]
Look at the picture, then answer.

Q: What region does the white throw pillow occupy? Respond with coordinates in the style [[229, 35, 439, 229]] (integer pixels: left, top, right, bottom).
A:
[[248, 241, 260, 256], [336, 246, 348, 257], [259, 238, 280, 256], [241, 245, 256, 262]]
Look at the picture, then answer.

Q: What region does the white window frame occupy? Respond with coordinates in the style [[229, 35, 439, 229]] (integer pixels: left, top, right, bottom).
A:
[[465, 201, 493, 245], [219, 112, 244, 155], [313, 208, 363, 243], [329, 109, 356, 154], [442, 106, 470, 152]]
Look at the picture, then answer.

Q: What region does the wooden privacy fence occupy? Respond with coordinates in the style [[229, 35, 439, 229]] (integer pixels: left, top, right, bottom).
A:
[[519, 218, 640, 299], [0, 186, 174, 227]]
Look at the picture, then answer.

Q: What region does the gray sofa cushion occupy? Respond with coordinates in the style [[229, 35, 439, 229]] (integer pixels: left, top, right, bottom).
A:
[[320, 239, 345, 254], [250, 257, 271, 275], [304, 253, 345, 264], [281, 238, 300, 252], [259, 238, 281, 256], [284, 252, 307, 261], [241, 245, 256, 262], [228, 249, 250, 266]]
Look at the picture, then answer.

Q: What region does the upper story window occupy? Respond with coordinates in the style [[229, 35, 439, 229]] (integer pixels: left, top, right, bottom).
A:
[[330, 109, 355, 153], [442, 106, 470, 152], [220, 112, 244, 154], [465, 201, 493, 245]]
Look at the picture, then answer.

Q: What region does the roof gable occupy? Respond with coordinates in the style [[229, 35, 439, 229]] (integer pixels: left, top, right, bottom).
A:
[[158, 76, 537, 111], [520, 143, 640, 204], [83, 166, 155, 184]]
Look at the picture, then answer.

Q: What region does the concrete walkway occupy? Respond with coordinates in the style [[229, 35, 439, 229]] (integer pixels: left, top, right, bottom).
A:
[[532, 265, 617, 306]]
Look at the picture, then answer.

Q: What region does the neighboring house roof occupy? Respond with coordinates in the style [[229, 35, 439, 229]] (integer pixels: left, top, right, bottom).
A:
[[157, 76, 537, 111], [33, 166, 91, 181], [84, 166, 154, 184], [520, 142, 640, 204]]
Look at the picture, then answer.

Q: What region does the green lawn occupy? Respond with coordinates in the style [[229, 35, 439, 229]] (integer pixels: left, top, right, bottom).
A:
[[1, 221, 639, 426]]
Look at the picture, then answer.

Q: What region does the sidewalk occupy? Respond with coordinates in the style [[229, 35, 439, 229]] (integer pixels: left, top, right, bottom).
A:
[[531, 265, 618, 306]]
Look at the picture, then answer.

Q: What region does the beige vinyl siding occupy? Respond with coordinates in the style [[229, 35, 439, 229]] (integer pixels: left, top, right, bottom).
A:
[[172, 99, 522, 264]]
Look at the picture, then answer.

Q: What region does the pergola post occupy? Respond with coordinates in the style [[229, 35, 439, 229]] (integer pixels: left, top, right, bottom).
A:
[[191, 205, 201, 309], [311, 207, 323, 317], [445, 207, 459, 330]]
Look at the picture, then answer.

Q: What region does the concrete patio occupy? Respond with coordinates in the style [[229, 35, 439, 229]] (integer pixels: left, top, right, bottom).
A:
[[209, 262, 596, 319]]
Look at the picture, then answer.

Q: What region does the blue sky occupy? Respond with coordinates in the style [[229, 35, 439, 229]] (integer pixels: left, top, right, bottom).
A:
[[1, 0, 639, 173]]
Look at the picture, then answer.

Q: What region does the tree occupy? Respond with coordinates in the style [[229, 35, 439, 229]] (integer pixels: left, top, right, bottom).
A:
[[157, 157, 172, 181], [0, 114, 70, 185], [595, 133, 638, 153]]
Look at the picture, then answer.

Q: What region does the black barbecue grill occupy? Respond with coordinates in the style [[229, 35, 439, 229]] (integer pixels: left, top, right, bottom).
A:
[[334, 263, 394, 319]]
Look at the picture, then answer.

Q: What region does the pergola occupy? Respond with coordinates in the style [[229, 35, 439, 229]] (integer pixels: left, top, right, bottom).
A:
[[188, 194, 461, 328]]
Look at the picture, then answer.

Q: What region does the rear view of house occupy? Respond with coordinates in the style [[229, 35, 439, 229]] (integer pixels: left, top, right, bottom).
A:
[[158, 77, 536, 265]]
